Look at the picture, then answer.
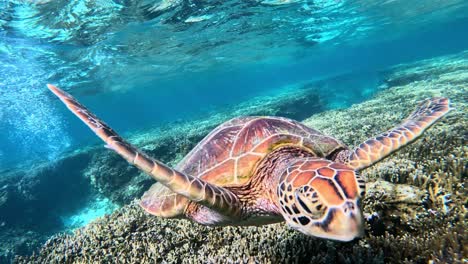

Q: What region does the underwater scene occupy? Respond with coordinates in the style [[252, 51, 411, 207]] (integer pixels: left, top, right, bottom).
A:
[[0, 0, 467, 263]]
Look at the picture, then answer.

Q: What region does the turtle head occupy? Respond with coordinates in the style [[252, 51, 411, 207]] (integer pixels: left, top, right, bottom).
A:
[[277, 159, 365, 241]]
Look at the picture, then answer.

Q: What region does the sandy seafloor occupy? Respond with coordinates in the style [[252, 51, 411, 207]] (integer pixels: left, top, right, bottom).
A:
[[4, 51, 467, 263]]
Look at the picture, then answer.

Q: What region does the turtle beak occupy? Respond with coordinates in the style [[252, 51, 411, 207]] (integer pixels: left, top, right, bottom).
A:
[[288, 204, 364, 242], [331, 201, 364, 241], [349, 211, 365, 239]]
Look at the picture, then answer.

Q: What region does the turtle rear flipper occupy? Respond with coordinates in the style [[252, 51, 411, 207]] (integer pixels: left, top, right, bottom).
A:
[[347, 97, 450, 170], [140, 183, 189, 218], [47, 84, 242, 219]]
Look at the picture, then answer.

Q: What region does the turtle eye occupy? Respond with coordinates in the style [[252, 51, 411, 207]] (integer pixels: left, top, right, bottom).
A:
[[355, 174, 366, 198], [295, 186, 327, 220]]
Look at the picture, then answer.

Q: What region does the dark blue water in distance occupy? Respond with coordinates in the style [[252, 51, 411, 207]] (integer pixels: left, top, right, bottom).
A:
[[0, 0, 467, 261]]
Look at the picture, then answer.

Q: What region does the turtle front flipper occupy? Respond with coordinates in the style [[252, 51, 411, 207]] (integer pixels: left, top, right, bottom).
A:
[[347, 97, 450, 170], [47, 84, 242, 218]]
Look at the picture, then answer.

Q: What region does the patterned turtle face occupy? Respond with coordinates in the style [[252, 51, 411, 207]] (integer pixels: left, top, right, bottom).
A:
[[277, 158, 365, 241]]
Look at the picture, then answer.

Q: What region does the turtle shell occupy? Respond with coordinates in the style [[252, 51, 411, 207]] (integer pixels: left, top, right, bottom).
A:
[[140, 116, 347, 217]]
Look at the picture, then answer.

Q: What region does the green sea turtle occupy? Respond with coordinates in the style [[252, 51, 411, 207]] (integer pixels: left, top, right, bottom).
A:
[[47, 84, 450, 241]]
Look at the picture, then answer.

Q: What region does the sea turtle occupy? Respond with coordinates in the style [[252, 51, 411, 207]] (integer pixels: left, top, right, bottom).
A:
[[47, 84, 450, 241]]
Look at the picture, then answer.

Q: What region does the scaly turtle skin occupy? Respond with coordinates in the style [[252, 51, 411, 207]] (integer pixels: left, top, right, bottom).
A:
[[47, 84, 450, 241]]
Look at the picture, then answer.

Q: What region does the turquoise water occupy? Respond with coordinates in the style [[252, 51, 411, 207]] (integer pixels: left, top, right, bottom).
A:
[[2, 0, 468, 170], [1, 0, 468, 261]]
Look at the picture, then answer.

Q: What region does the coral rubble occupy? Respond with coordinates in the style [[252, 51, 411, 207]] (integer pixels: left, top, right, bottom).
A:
[[15, 51, 468, 263]]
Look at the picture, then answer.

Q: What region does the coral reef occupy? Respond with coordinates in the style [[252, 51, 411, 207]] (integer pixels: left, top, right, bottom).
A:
[[0, 151, 96, 263], [15, 52, 467, 263], [15, 201, 466, 263]]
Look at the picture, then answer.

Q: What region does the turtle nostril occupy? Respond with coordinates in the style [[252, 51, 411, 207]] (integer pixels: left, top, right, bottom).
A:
[[344, 201, 357, 214]]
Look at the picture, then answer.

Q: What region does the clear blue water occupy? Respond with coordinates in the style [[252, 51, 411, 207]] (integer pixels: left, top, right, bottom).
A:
[[1, 0, 468, 170], [0, 0, 468, 260]]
